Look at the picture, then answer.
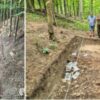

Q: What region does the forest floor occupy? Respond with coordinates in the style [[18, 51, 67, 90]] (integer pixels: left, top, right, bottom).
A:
[[26, 16, 100, 99], [46, 39, 100, 99], [0, 22, 24, 99]]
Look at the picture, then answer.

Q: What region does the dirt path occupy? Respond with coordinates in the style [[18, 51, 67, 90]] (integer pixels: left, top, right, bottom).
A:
[[0, 24, 24, 99]]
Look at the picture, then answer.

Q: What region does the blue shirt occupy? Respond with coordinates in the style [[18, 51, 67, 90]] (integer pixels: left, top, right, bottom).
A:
[[88, 16, 96, 26]]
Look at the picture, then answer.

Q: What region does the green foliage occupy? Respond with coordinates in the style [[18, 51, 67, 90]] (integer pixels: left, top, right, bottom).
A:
[[0, 0, 24, 9], [42, 48, 50, 54], [0, 0, 24, 20], [83, 0, 100, 18], [57, 18, 88, 31], [26, 13, 46, 22], [27, 0, 100, 18], [74, 20, 88, 31], [27, 13, 89, 31]]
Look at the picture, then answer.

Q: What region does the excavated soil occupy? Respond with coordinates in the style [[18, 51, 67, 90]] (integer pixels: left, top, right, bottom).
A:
[[29, 37, 100, 99], [26, 22, 87, 97], [26, 22, 100, 99], [46, 38, 100, 99]]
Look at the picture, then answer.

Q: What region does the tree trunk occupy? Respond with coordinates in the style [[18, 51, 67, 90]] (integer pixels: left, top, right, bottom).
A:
[[64, 0, 67, 16], [46, 0, 55, 40], [37, 0, 42, 11], [90, 0, 93, 14], [9, 0, 13, 36], [52, 0, 56, 26], [55, 0, 59, 14], [72, 0, 75, 18], [27, 0, 35, 12], [59, 0, 63, 14], [43, 0, 46, 10], [79, 0, 83, 20]]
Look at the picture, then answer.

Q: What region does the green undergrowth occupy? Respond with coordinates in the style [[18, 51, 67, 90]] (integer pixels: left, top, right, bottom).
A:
[[26, 13, 89, 31]]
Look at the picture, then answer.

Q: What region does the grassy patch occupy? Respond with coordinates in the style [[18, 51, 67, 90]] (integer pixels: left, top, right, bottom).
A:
[[26, 13, 89, 31], [26, 13, 47, 22], [74, 20, 88, 31]]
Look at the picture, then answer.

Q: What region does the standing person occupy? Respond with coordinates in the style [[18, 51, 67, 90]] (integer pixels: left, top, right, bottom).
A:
[[88, 13, 96, 37]]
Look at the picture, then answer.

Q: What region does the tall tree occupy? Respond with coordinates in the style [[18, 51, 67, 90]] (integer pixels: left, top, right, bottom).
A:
[[59, 0, 63, 14], [90, 0, 93, 14], [9, 0, 13, 36], [27, 0, 35, 12], [37, 0, 42, 11], [79, 0, 83, 20], [46, 0, 55, 40], [64, 0, 67, 16]]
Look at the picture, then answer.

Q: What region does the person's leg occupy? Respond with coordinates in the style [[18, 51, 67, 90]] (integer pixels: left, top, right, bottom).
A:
[[90, 26, 95, 37], [92, 26, 95, 37], [89, 26, 93, 37]]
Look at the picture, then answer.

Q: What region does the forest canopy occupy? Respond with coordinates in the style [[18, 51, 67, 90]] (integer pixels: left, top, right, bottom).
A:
[[27, 0, 100, 18]]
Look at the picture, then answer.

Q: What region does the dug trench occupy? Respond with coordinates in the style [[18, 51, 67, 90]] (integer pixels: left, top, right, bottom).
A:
[[27, 36, 100, 99]]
